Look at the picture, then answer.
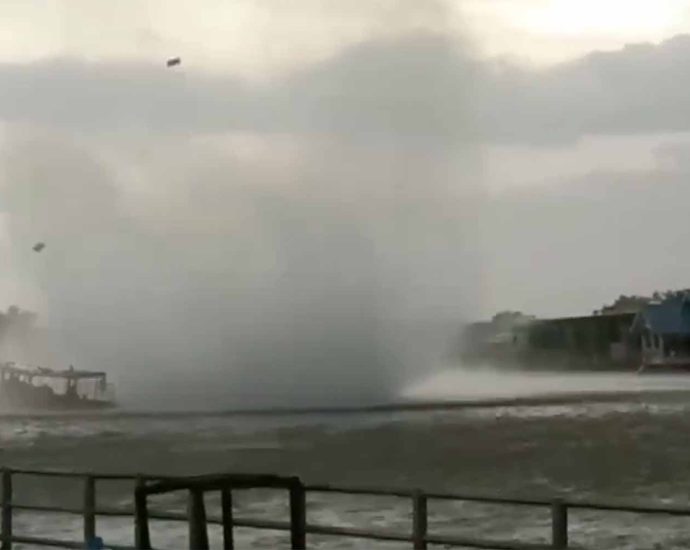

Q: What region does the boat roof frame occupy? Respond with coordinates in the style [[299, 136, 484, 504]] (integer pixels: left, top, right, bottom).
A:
[[0, 363, 107, 380]]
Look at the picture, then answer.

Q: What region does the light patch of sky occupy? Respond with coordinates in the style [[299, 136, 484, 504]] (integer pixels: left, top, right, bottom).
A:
[[516, 0, 684, 37], [456, 0, 690, 66]]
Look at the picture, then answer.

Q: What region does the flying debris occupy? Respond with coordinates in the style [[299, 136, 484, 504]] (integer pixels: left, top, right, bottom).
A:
[[166, 57, 181, 68], [33, 242, 45, 253]]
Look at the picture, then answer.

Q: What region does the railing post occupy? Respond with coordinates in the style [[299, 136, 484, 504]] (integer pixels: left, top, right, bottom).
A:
[[1, 469, 11, 550], [83, 475, 96, 545], [551, 499, 568, 549], [221, 488, 234, 550], [188, 488, 209, 550], [134, 477, 151, 550], [289, 479, 306, 549], [412, 490, 428, 549]]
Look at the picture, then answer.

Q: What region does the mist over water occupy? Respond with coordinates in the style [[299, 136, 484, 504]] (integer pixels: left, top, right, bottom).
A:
[[404, 365, 690, 402], [0, 32, 485, 410]]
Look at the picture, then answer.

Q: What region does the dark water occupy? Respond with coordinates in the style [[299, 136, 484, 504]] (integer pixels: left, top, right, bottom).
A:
[[4, 385, 690, 548]]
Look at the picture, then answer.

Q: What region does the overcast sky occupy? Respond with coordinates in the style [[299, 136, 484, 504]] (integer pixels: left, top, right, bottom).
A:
[[3, 1, 690, 400], [3, 0, 690, 72]]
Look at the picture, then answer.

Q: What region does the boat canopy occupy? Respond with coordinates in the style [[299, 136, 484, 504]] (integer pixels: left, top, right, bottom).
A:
[[0, 363, 107, 380]]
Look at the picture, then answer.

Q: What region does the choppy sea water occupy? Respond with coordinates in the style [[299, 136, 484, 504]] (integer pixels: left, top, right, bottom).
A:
[[5, 370, 690, 548]]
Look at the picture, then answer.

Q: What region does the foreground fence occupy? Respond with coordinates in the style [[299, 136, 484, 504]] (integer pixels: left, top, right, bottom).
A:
[[1, 467, 690, 549]]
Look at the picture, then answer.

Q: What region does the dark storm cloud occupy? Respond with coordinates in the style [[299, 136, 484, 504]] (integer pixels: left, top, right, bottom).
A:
[[1, 32, 690, 143], [0, 32, 481, 142]]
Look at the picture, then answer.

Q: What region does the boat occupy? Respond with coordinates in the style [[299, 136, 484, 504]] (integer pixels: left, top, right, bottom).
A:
[[0, 362, 115, 411]]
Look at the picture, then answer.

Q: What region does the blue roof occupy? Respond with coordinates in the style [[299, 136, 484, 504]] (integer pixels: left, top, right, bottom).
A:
[[634, 296, 690, 335]]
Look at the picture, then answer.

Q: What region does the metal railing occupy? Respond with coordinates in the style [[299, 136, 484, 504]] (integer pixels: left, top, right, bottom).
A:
[[1, 467, 690, 549]]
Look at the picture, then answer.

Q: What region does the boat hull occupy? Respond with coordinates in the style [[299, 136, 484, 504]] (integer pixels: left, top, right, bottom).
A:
[[0, 383, 115, 411]]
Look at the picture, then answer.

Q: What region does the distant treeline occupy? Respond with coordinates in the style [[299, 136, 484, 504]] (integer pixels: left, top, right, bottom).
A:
[[595, 289, 690, 315]]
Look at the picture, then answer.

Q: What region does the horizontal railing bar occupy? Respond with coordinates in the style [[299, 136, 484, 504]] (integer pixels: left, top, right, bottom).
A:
[[96, 506, 135, 517], [13, 503, 413, 543], [233, 517, 290, 531], [8, 468, 141, 481], [424, 491, 551, 507], [98, 508, 290, 531], [306, 485, 555, 508], [10, 534, 136, 550], [306, 523, 410, 542], [310, 488, 690, 517], [425, 534, 554, 550], [232, 517, 412, 542], [568, 500, 690, 516], [143, 473, 300, 496], [13, 503, 83, 515], [9, 496, 690, 521], [306, 484, 413, 498], [17, 493, 690, 517], [99, 508, 406, 541], [16, 497, 690, 520]]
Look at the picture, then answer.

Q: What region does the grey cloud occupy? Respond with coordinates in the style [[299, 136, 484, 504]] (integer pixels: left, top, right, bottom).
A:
[[0, 60, 256, 133], [279, 33, 479, 140], [0, 32, 480, 142], [481, 35, 690, 144], [3, 32, 690, 143], [485, 162, 690, 317]]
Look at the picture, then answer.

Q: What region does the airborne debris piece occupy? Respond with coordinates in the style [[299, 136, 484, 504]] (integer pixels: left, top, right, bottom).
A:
[[166, 57, 181, 67], [33, 242, 45, 253]]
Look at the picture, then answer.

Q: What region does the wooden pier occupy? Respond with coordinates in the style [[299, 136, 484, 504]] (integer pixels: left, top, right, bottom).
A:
[[1, 467, 690, 548]]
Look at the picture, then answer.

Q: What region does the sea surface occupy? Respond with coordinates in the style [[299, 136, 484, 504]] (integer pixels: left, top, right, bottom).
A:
[[5, 369, 690, 548]]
